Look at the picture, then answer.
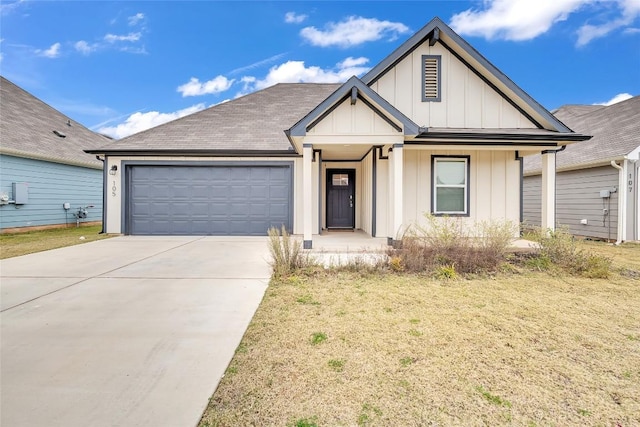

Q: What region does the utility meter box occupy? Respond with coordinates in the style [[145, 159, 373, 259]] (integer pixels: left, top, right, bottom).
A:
[[599, 189, 611, 198], [12, 182, 28, 204]]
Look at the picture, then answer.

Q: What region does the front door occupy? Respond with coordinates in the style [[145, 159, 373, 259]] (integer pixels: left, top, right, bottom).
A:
[[326, 169, 355, 229]]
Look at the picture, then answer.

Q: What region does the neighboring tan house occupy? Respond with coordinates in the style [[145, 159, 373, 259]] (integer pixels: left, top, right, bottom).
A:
[[0, 77, 109, 232], [523, 96, 639, 242], [87, 17, 589, 248]]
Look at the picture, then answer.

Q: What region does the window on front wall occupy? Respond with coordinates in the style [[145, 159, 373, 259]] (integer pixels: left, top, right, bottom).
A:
[[422, 55, 441, 102], [432, 156, 469, 216]]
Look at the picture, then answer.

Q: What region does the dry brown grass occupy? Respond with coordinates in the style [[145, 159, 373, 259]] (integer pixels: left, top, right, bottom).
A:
[[200, 244, 640, 427], [0, 225, 112, 259]]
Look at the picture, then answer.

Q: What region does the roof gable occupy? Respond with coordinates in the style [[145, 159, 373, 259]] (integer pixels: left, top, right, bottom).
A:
[[362, 17, 572, 133], [287, 76, 420, 139], [0, 77, 109, 168]]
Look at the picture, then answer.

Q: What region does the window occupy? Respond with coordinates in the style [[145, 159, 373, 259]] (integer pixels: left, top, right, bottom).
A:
[[432, 156, 469, 215], [422, 55, 441, 102], [332, 173, 349, 186]]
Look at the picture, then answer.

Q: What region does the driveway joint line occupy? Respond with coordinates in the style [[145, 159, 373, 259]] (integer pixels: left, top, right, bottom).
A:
[[1, 237, 207, 313]]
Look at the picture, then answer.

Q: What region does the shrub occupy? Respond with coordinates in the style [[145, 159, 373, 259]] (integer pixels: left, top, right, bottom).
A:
[[527, 227, 611, 278], [390, 214, 518, 275], [267, 225, 314, 278]]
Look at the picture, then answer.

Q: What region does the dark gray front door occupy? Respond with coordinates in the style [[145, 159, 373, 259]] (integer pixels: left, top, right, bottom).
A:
[[326, 169, 355, 229], [126, 164, 291, 235]]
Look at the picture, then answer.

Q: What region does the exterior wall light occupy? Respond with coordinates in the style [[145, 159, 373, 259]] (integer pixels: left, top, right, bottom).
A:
[[109, 165, 118, 175]]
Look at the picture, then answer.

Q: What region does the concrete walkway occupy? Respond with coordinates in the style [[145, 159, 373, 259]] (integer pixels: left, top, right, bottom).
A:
[[0, 236, 271, 427]]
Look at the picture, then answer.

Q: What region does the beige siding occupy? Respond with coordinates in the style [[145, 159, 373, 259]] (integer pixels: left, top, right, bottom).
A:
[[402, 149, 521, 229], [308, 98, 399, 137], [371, 42, 537, 129], [523, 166, 620, 240]]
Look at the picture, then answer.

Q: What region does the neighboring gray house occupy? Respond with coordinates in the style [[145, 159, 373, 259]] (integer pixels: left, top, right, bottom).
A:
[[523, 96, 639, 242], [87, 17, 587, 247], [0, 77, 110, 232]]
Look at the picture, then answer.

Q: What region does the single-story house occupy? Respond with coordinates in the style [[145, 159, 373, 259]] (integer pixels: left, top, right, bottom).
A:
[[87, 17, 589, 248], [0, 77, 110, 232], [523, 96, 639, 242]]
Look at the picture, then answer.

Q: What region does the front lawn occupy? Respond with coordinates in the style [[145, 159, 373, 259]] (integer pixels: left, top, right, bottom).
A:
[[0, 225, 112, 259], [200, 242, 640, 426]]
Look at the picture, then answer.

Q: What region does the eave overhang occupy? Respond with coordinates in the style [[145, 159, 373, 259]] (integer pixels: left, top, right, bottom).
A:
[[413, 128, 591, 144], [83, 149, 299, 157]]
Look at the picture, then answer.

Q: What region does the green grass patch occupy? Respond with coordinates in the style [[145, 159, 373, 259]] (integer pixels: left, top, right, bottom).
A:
[[0, 225, 112, 259]]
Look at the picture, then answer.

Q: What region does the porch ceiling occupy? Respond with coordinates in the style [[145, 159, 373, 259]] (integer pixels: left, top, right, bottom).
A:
[[316, 143, 373, 161]]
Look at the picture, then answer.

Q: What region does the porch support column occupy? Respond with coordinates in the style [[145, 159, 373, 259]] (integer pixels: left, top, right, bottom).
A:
[[541, 150, 556, 231], [303, 144, 313, 249], [391, 143, 404, 245]]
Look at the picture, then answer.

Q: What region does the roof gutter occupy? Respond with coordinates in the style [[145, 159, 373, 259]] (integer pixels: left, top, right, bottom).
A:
[[610, 160, 627, 245]]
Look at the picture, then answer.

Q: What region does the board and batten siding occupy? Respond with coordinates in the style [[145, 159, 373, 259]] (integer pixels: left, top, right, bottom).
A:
[[307, 96, 400, 136], [0, 154, 102, 230], [523, 166, 620, 240], [370, 41, 537, 129], [402, 149, 521, 230]]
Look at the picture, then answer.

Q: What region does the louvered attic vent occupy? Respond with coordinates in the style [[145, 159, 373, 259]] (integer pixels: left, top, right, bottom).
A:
[[422, 55, 441, 102]]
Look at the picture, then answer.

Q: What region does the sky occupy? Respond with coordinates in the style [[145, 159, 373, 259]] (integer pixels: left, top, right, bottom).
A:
[[1, 0, 639, 139]]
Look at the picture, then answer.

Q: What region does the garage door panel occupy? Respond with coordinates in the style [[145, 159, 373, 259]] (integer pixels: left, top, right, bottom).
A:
[[128, 165, 291, 235]]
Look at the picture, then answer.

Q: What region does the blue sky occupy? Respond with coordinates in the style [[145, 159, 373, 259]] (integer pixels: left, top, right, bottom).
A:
[[1, 0, 639, 139]]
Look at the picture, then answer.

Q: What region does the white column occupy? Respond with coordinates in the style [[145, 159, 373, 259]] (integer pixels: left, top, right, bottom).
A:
[[541, 150, 556, 231], [302, 144, 313, 249], [392, 144, 404, 244]]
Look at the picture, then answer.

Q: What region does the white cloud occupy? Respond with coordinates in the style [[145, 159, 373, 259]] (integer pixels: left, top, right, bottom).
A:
[[177, 76, 234, 97], [74, 40, 98, 55], [36, 42, 61, 58], [450, 0, 587, 41], [594, 92, 634, 106], [450, 0, 640, 45], [104, 32, 141, 43], [300, 16, 410, 48], [624, 27, 640, 33], [576, 0, 640, 46], [128, 12, 145, 26], [285, 12, 308, 24], [241, 57, 370, 94], [98, 104, 206, 139]]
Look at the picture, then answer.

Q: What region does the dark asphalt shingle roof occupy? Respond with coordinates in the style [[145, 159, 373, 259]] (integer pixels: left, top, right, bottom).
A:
[[1, 76, 109, 168], [524, 96, 640, 173], [92, 83, 341, 153]]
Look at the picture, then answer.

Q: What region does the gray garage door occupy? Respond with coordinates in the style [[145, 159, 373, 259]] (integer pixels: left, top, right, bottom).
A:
[[126, 164, 292, 235]]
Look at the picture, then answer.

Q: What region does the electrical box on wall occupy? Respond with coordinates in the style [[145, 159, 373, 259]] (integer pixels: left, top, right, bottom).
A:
[[599, 189, 611, 198], [12, 182, 28, 204]]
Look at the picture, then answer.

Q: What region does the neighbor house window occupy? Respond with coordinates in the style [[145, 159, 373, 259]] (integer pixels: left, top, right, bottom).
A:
[[432, 156, 469, 215], [422, 55, 441, 102]]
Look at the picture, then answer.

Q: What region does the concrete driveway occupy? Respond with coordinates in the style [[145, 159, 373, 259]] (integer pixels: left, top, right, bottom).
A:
[[0, 236, 271, 427]]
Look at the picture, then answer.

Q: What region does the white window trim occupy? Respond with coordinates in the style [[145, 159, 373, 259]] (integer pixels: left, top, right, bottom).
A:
[[432, 156, 470, 216]]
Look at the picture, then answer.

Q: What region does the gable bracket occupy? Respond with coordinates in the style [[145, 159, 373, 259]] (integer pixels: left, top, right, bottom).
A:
[[358, 95, 403, 132], [351, 87, 358, 105], [438, 39, 544, 129], [429, 27, 440, 46]]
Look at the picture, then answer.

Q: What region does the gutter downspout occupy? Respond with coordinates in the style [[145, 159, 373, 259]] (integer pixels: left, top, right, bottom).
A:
[[610, 160, 627, 245], [96, 155, 106, 234]]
